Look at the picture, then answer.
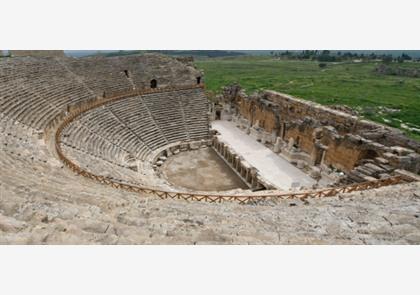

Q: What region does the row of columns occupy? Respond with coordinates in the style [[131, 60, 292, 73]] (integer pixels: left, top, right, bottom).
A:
[[212, 137, 262, 190]]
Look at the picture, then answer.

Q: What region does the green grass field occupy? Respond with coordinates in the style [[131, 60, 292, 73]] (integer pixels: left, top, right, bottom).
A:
[[196, 57, 420, 140]]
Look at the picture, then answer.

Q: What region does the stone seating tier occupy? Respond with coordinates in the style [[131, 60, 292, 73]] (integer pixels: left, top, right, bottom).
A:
[[61, 88, 209, 177], [0, 55, 202, 130]]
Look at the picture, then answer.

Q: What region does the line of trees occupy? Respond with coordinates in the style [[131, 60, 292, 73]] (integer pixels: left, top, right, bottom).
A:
[[102, 50, 246, 58], [270, 50, 419, 63]]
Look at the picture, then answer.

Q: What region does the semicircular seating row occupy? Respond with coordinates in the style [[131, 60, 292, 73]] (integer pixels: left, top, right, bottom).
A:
[[60, 88, 209, 186], [0, 56, 209, 191], [0, 114, 183, 243], [0, 55, 201, 132]]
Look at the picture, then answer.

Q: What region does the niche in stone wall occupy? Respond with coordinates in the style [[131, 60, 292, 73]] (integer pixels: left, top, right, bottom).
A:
[[295, 136, 301, 148], [196, 77, 201, 84], [357, 149, 379, 162], [150, 79, 157, 88]]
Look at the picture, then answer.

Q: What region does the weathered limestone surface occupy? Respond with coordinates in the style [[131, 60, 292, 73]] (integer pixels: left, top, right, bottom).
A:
[[1, 178, 419, 244], [1, 115, 419, 244]]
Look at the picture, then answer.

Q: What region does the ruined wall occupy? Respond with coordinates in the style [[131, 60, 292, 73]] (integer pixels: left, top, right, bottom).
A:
[[231, 87, 358, 136], [222, 85, 420, 174], [321, 136, 367, 172], [324, 145, 364, 172], [236, 97, 252, 121], [263, 90, 359, 134], [236, 96, 278, 133], [254, 103, 278, 132], [285, 123, 316, 156], [283, 120, 368, 171], [262, 90, 420, 152]]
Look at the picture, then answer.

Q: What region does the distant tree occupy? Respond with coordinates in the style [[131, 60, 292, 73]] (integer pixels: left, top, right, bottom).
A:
[[318, 52, 335, 62], [401, 53, 412, 60], [281, 50, 291, 58]]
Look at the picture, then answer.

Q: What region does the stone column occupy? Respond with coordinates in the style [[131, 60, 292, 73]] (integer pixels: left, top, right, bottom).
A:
[[230, 153, 236, 164], [320, 149, 327, 166], [271, 130, 277, 143], [310, 143, 320, 165], [280, 123, 285, 140], [246, 168, 252, 183], [253, 120, 260, 129], [289, 137, 296, 150], [250, 169, 258, 189], [234, 156, 240, 170], [311, 142, 328, 166], [273, 137, 282, 153], [241, 164, 246, 178]]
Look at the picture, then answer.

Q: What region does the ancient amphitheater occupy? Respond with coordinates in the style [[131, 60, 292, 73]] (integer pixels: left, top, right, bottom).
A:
[[1, 52, 419, 244]]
